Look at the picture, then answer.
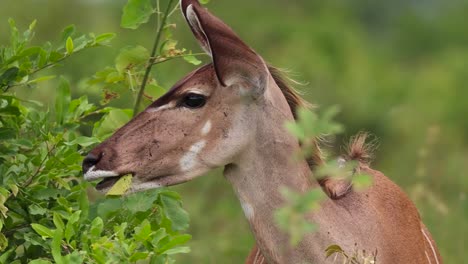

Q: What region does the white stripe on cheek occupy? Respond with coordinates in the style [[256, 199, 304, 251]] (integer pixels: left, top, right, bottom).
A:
[[179, 140, 206, 172], [241, 201, 254, 220], [146, 103, 174, 113], [201, 120, 212, 135]]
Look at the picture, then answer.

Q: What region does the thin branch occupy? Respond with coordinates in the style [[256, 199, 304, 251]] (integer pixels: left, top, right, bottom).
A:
[[133, 0, 176, 116], [168, 1, 181, 17], [150, 52, 207, 66]]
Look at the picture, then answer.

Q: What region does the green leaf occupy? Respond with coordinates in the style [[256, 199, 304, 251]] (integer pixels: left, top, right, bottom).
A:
[[183, 55, 202, 65], [106, 174, 133, 196], [8, 184, 19, 197], [90, 217, 104, 237], [65, 136, 100, 147], [352, 174, 373, 190], [95, 33, 116, 44], [93, 108, 132, 139], [134, 219, 152, 242], [157, 234, 191, 254], [199, 0, 210, 4], [163, 246, 191, 255], [0, 128, 16, 140], [160, 195, 189, 231], [151, 228, 167, 246], [145, 84, 166, 100], [66, 37, 74, 54], [29, 204, 47, 215], [0, 248, 14, 263], [325, 244, 345, 258], [129, 252, 150, 262], [0, 67, 19, 87], [31, 223, 55, 238], [123, 190, 159, 213], [115, 45, 150, 73], [28, 75, 56, 84], [64, 211, 81, 242], [61, 25, 76, 44], [53, 213, 65, 231], [29, 260, 53, 264], [121, 0, 155, 29], [55, 77, 71, 125], [52, 229, 64, 264], [285, 122, 305, 140], [0, 233, 8, 251]]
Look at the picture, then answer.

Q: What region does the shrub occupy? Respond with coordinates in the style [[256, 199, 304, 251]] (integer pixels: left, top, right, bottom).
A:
[[0, 0, 203, 262]]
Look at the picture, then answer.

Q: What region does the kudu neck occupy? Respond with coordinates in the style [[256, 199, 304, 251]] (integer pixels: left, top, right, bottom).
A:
[[224, 77, 318, 263]]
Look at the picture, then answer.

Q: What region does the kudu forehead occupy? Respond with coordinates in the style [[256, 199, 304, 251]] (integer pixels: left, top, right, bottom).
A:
[[149, 64, 216, 109]]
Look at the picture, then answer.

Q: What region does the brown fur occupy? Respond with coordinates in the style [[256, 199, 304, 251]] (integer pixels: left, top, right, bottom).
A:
[[268, 66, 324, 169]]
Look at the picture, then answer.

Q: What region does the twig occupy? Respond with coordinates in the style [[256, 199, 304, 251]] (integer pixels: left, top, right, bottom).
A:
[[133, 0, 176, 116], [150, 52, 207, 66]]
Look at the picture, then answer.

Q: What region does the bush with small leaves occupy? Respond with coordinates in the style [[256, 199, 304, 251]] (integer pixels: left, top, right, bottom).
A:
[[0, 0, 205, 263]]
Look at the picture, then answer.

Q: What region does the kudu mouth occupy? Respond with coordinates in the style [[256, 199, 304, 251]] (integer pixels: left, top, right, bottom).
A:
[[82, 152, 176, 193], [82, 152, 130, 192]]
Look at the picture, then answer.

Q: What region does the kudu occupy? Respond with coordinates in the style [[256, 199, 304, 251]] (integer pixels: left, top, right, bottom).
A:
[[83, 0, 442, 263]]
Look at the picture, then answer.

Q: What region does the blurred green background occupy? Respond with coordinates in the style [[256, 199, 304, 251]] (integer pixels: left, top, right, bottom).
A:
[[1, 0, 466, 262]]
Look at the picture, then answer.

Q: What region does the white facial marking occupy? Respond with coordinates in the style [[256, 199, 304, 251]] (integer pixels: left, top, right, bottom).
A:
[[187, 89, 208, 96], [240, 201, 254, 220], [146, 103, 173, 113], [201, 120, 212, 135], [179, 140, 206, 172], [84, 166, 118, 181], [130, 181, 162, 192], [421, 228, 439, 264]]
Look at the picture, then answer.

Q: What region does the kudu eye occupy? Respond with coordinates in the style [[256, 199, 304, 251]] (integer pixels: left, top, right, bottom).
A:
[[180, 93, 206, 109]]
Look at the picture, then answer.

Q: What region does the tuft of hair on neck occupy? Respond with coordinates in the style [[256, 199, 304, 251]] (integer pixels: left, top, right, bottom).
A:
[[345, 132, 378, 166]]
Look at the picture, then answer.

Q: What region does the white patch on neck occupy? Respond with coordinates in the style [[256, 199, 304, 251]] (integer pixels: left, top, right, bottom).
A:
[[179, 140, 206, 172], [240, 200, 254, 220], [201, 120, 212, 135], [84, 166, 118, 181]]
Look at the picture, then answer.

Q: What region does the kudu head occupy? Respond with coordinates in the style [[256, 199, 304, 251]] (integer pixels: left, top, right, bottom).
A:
[[83, 0, 290, 192]]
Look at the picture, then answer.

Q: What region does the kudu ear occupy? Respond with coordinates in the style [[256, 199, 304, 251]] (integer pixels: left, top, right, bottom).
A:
[[180, 0, 267, 91]]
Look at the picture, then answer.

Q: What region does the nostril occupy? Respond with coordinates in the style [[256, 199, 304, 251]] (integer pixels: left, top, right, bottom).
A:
[[82, 153, 102, 174]]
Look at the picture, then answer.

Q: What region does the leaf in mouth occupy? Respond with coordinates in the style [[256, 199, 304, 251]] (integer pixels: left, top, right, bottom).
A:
[[106, 174, 133, 196]]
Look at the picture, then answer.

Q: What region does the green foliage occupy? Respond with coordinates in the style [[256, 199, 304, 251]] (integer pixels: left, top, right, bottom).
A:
[[278, 106, 373, 246], [89, 0, 205, 111], [0, 84, 191, 263], [274, 188, 325, 246], [121, 0, 156, 30], [0, 1, 197, 262], [285, 106, 343, 159], [0, 20, 115, 92]]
